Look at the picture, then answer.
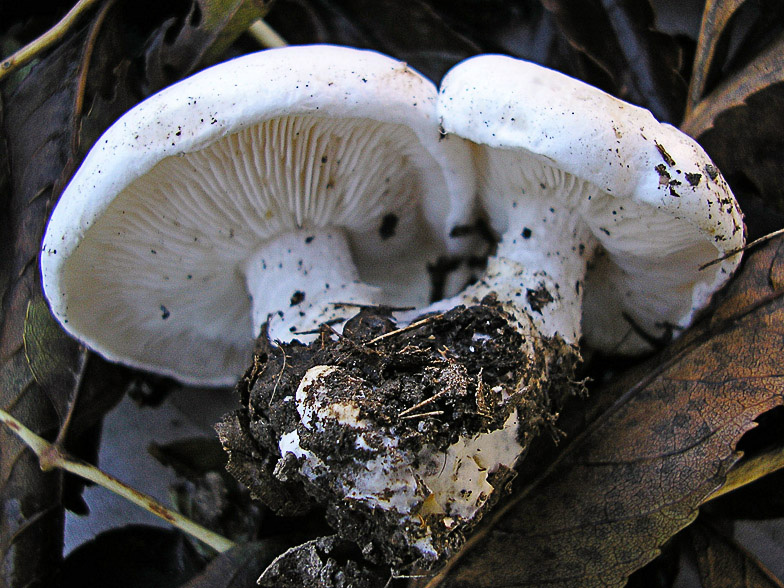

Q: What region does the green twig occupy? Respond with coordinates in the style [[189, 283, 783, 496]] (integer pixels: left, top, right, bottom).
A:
[[247, 19, 287, 48], [0, 407, 236, 553], [0, 0, 103, 84]]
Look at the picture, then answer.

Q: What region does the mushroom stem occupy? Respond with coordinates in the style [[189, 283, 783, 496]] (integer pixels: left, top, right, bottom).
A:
[[418, 195, 595, 346], [467, 198, 595, 345], [243, 228, 381, 340]]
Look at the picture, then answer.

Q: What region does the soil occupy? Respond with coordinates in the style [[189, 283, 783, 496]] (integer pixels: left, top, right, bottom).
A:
[[217, 296, 580, 572]]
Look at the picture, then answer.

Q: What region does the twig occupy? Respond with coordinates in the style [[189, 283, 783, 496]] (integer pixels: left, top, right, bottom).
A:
[[289, 317, 344, 336], [0, 408, 236, 553], [398, 388, 452, 418], [247, 19, 288, 48], [71, 0, 116, 155], [270, 340, 288, 403], [0, 0, 104, 83], [699, 228, 784, 271], [399, 410, 445, 420], [368, 314, 444, 345]]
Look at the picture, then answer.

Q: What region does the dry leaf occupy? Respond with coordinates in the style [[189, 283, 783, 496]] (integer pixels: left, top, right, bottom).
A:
[[0, 2, 275, 585], [541, 0, 688, 122], [685, 0, 748, 116], [180, 540, 293, 588], [423, 236, 784, 588], [689, 520, 784, 588], [682, 34, 784, 138]]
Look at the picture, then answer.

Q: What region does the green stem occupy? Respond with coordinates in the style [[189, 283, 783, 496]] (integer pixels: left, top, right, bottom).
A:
[[0, 408, 236, 553], [0, 0, 103, 83], [248, 19, 287, 47]]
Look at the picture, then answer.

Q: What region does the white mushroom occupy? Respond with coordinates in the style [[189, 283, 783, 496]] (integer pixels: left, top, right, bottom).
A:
[[273, 54, 746, 565], [40, 45, 475, 386], [430, 54, 745, 351]]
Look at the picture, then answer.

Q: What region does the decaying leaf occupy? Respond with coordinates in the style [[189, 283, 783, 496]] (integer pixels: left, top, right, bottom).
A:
[[56, 525, 205, 588], [0, 2, 275, 585], [140, 0, 270, 95], [265, 0, 481, 81], [540, 0, 689, 122], [179, 540, 293, 588], [685, 0, 747, 116], [682, 34, 784, 139], [420, 236, 784, 588], [1, 31, 83, 588], [689, 520, 784, 588], [681, 36, 784, 214]]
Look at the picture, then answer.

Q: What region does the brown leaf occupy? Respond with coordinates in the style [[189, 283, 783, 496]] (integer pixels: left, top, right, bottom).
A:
[[1, 3, 272, 585], [541, 0, 689, 122], [423, 237, 784, 588], [680, 36, 784, 215], [682, 33, 784, 138], [141, 0, 270, 95], [685, 0, 747, 117], [690, 520, 784, 588], [180, 540, 291, 588], [265, 0, 482, 82], [1, 31, 82, 588]]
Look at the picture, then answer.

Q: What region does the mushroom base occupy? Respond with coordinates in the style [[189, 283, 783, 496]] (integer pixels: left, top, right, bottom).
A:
[[217, 298, 581, 571]]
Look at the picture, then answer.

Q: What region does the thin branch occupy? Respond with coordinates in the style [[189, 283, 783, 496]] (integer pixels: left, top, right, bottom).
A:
[[699, 228, 784, 271], [398, 388, 453, 417], [0, 0, 104, 84], [247, 19, 288, 48], [0, 408, 236, 553], [399, 410, 445, 420], [368, 314, 444, 345]]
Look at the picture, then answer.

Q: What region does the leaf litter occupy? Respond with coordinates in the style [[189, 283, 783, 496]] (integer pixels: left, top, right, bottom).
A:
[[2, 1, 784, 586], [419, 235, 784, 588]]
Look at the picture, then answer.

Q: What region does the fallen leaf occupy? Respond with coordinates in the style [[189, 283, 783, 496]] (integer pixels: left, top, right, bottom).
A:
[[180, 540, 292, 588], [682, 34, 784, 139], [681, 37, 784, 214], [541, 0, 689, 122], [265, 0, 481, 82], [56, 525, 205, 588], [422, 236, 784, 588], [0, 2, 276, 585], [1, 32, 83, 588], [708, 407, 784, 520], [140, 0, 270, 95], [684, 0, 747, 116], [689, 519, 784, 588]]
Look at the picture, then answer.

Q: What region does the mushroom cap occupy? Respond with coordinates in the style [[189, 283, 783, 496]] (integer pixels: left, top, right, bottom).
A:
[[41, 45, 475, 386], [438, 54, 745, 353]]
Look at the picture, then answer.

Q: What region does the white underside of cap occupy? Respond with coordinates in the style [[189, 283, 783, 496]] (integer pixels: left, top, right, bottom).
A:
[[42, 46, 476, 386]]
